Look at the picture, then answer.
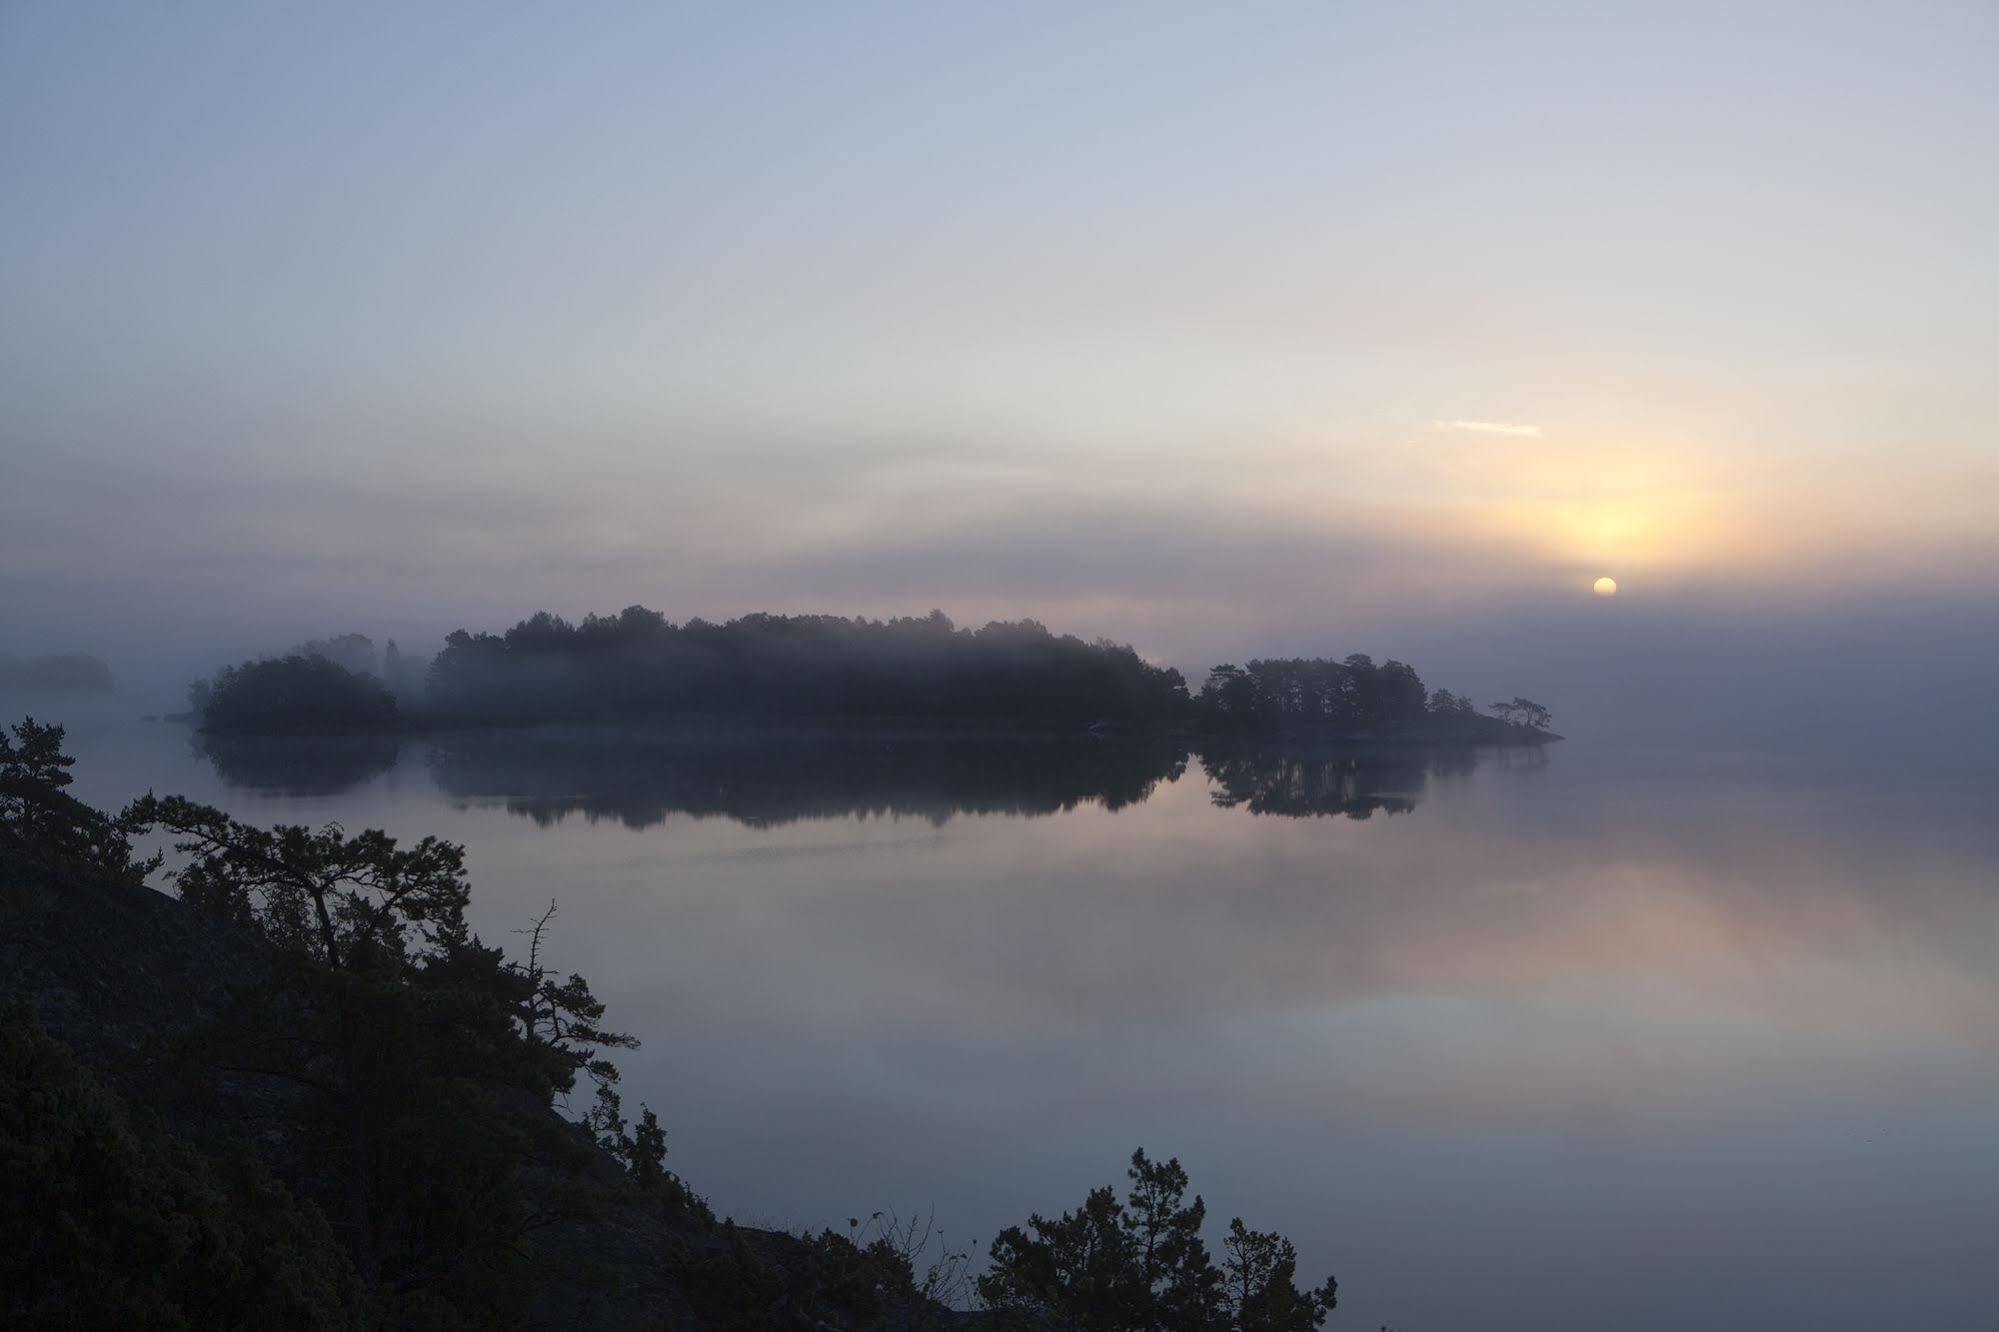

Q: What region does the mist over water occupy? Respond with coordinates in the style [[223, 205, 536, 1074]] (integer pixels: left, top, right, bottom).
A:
[[36, 713, 1999, 1331]]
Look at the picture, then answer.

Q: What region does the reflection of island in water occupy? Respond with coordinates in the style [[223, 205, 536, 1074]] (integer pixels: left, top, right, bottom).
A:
[[194, 724, 1510, 825], [197, 731, 402, 797], [424, 727, 1192, 829], [1199, 739, 1500, 819]]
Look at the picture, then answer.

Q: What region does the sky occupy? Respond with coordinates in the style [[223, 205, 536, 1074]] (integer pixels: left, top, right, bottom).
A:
[[4, 1, 1996, 742]]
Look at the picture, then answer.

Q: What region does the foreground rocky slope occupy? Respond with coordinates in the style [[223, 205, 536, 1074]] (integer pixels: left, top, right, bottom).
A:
[[0, 850, 986, 1329]]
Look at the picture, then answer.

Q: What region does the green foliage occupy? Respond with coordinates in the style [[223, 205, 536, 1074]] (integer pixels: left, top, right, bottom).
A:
[[195, 654, 400, 734], [0, 1012, 365, 1330], [980, 1149, 1337, 1332]]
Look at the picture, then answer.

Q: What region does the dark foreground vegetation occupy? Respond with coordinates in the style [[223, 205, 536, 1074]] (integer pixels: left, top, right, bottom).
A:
[[2, 716, 1344, 1329], [979, 1151, 1337, 1330], [186, 609, 1558, 749]]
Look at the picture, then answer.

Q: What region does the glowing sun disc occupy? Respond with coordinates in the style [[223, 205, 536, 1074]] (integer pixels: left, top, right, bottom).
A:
[[1593, 576, 1618, 596]]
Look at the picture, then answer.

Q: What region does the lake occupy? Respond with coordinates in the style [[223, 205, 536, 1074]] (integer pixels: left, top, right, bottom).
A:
[[49, 714, 1999, 1330]]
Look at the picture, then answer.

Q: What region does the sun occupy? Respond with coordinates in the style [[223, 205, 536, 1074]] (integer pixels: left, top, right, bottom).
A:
[[1593, 576, 1618, 597]]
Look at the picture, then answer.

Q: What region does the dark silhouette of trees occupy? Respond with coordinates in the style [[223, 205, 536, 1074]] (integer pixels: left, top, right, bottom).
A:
[[1220, 1220, 1339, 1332], [980, 1148, 1336, 1331], [513, 898, 640, 1102], [120, 792, 635, 1095], [1198, 657, 1555, 744], [981, 1179, 1135, 1327], [423, 607, 1191, 725], [1489, 696, 1553, 730], [0, 718, 155, 882], [178, 609, 1560, 749], [1198, 655, 1431, 732], [4, 716, 77, 847], [112, 785, 638, 1315], [124, 794, 473, 970], [1426, 688, 1476, 717], [1199, 665, 1274, 725], [193, 655, 399, 735], [1124, 1151, 1223, 1330]]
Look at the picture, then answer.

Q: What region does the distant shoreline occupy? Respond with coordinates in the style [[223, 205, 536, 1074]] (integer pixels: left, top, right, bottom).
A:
[[181, 609, 1564, 747]]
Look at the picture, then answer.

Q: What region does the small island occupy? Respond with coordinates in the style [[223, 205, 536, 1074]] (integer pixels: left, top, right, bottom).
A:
[[183, 608, 1560, 747]]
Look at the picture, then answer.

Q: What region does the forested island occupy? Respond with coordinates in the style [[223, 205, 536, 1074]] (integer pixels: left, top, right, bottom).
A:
[[184, 608, 1558, 745], [3, 717, 1342, 1329]]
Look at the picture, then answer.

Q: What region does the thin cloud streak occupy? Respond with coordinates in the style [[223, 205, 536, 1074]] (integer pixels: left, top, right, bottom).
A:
[[1434, 419, 1543, 437]]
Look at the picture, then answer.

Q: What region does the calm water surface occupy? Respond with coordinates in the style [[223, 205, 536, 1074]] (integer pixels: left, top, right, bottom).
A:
[[52, 716, 1999, 1331]]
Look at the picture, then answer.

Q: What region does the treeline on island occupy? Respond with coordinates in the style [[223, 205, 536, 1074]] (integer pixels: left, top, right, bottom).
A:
[[427, 609, 1191, 725], [185, 607, 1557, 743], [2, 715, 1346, 1329]]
